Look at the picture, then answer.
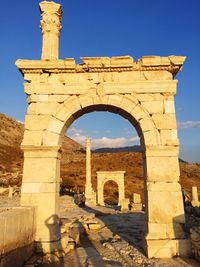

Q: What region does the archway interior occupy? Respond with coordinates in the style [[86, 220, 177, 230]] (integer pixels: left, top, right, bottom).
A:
[[103, 180, 119, 205], [60, 104, 146, 150], [60, 108, 144, 207]]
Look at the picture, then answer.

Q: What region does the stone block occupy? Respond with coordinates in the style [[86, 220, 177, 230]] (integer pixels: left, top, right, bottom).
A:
[[164, 100, 175, 113], [27, 94, 49, 103], [24, 73, 40, 82], [120, 198, 130, 212], [143, 130, 160, 146], [23, 148, 61, 159], [29, 103, 58, 115], [78, 95, 94, 109], [88, 223, 102, 230], [43, 131, 62, 146], [160, 129, 179, 146], [49, 95, 70, 103], [147, 182, 181, 192], [25, 115, 51, 130], [140, 56, 163, 66], [192, 186, 199, 202], [64, 96, 82, 114], [152, 114, 176, 129], [21, 182, 60, 194], [131, 203, 142, 211], [120, 96, 138, 113], [139, 116, 155, 132], [130, 104, 147, 121], [54, 106, 73, 123], [147, 223, 167, 239], [146, 239, 190, 258], [146, 155, 180, 182], [111, 56, 134, 66], [142, 101, 164, 114], [133, 193, 141, 203], [147, 191, 185, 224], [0, 207, 36, 255], [145, 239, 177, 258], [137, 93, 163, 102], [145, 146, 179, 157], [22, 157, 60, 182], [47, 118, 64, 134], [141, 70, 172, 80], [22, 130, 44, 146]]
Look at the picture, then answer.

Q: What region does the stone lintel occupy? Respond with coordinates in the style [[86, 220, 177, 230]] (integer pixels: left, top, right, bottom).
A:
[[24, 80, 177, 95], [96, 171, 126, 175], [15, 55, 185, 77]]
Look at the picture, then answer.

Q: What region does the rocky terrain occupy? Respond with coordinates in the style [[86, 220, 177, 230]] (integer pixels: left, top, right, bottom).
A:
[[0, 113, 200, 203]]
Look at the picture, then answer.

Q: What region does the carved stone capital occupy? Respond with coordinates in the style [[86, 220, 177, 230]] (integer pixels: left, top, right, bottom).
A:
[[40, 1, 62, 36]]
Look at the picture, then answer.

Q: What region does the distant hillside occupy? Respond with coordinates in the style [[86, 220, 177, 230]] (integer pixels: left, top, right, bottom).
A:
[[93, 145, 142, 153], [0, 113, 83, 185]]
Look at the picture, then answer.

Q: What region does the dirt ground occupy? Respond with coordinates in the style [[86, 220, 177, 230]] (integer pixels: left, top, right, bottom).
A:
[[1, 196, 199, 267]]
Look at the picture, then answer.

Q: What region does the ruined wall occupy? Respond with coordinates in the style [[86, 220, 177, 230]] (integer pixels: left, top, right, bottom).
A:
[[0, 207, 36, 267]]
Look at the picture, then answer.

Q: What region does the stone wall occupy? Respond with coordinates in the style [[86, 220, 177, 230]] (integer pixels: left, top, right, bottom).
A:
[[0, 207, 36, 267]]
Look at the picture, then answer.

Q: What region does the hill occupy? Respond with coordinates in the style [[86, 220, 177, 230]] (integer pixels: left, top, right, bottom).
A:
[[93, 145, 142, 153], [0, 113, 200, 204]]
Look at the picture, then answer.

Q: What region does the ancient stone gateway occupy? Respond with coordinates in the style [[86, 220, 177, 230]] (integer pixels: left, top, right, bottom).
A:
[[16, 1, 190, 258], [97, 171, 125, 206]]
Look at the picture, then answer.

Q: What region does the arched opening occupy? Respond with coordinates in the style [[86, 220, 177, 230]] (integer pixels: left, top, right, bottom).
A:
[[20, 84, 185, 258], [103, 180, 119, 206], [60, 108, 143, 207]]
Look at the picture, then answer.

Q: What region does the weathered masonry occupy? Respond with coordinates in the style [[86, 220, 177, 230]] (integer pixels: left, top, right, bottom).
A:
[[96, 171, 125, 206], [16, 1, 190, 258]]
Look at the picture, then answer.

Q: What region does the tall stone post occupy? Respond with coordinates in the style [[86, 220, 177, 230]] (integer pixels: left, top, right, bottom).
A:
[[40, 1, 62, 60], [85, 138, 96, 205], [192, 186, 199, 207]]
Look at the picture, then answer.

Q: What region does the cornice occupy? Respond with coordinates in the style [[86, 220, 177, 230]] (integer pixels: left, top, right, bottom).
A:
[[16, 55, 186, 77]]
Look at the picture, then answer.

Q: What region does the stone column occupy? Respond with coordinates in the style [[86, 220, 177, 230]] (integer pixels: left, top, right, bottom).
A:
[[144, 146, 190, 258], [85, 138, 96, 205], [118, 172, 125, 206], [40, 1, 62, 60], [21, 146, 61, 253], [192, 186, 199, 207], [86, 138, 91, 187]]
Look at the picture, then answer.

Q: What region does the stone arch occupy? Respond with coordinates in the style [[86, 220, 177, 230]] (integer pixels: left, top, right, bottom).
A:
[[16, 0, 188, 258], [97, 171, 125, 206], [44, 93, 160, 150]]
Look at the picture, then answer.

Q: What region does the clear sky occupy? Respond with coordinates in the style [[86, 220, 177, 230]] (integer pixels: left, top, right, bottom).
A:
[[0, 0, 200, 162]]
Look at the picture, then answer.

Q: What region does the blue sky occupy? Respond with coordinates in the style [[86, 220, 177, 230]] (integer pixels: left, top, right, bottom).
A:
[[0, 0, 200, 162]]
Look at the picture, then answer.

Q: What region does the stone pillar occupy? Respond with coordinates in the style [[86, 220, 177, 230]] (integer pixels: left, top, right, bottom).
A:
[[144, 146, 190, 258], [85, 138, 96, 205], [121, 198, 130, 212], [192, 186, 199, 207], [97, 179, 104, 206], [21, 146, 61, 252], [39, 1, 62, 60], [118, 177, 125, 206]]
